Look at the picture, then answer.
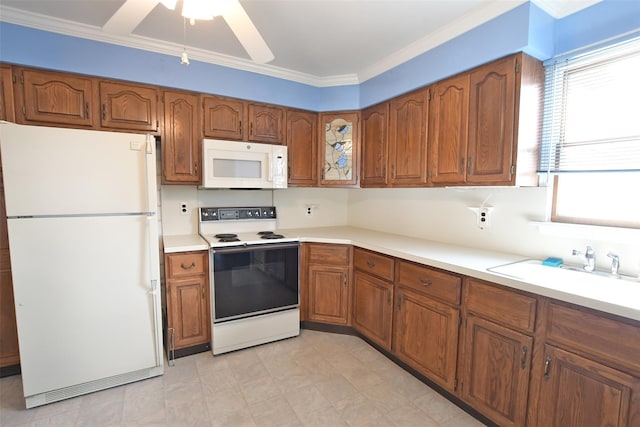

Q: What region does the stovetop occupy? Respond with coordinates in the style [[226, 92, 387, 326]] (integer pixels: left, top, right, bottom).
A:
[[199, 206, 297, 248]]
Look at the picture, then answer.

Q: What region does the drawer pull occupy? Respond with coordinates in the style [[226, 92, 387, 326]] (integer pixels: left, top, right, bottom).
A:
[[180, 262, 196, 270], [419, 277, 433, 286], [520, 346, 528, 369], [366, 259, 376, 268], [543, 356, 552, 380]]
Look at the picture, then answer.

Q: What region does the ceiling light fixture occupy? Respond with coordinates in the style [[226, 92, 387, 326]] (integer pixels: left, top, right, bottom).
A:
[[161, 0, 234, 25]]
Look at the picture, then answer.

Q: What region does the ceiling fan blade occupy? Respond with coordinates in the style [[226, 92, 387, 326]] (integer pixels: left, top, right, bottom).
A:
[[223, 0, 274, 64], [102, 0, 160, 34]]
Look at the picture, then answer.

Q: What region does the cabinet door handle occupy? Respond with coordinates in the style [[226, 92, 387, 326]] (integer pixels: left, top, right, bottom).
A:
[[168, 327, 175, 367], [520, 345, 528, 369], [391, 164, 395, 178], [343, 273, 348, 287], [397, 294, 403, 310], [467, 156, 473, 175], [101, 104, 106, 121], [543, 355, 552, 380], [202, 284, 205, 299], [85, 102, 89, 119], [180, 262, 196, 270], [366, 259, 376, 268], [418, 277, 432, 286]]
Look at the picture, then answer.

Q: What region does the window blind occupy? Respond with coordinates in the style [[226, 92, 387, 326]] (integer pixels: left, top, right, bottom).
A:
[[538, 36, 640, 174]]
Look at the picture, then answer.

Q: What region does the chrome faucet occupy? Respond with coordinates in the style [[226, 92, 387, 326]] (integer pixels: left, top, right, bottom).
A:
[[572, 245, 596, 272], [607, 252, 620, 277]]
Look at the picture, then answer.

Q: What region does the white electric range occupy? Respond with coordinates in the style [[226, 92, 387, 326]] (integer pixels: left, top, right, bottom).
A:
[[199, 206, 300, 355]]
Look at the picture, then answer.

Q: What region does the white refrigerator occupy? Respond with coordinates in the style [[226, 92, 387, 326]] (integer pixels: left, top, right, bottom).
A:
[[0, 122, 163, 408]]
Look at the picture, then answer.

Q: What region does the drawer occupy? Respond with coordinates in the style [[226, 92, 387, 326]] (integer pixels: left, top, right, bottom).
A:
[[545, 302, 640, 374], [307, 243, 350, 266], [354, 248, 395, 281], [465, 279, 537, 333], [397, 261, 461, 305], [166, 251, 208, 279]]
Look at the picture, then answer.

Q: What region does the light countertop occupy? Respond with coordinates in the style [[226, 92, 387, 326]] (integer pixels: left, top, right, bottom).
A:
[[163, 226, 640, 322], [162, 234, 209, 253]]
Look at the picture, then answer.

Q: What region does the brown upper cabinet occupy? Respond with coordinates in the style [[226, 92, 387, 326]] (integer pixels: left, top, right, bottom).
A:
[[14, 67, 98, 128], [360, 102, 389, 187], [318, 111, 360, 187], [286, 109, 318, 186], [388, 88, 430, 186], [466, 53, 542, 186], [429, 73, 470, 185], [99, 81, 159, 132], [0, 65, 15, 122], [202, 95, 245, 140], [248, 103, 285, 144], [162, 90, 201, 184]]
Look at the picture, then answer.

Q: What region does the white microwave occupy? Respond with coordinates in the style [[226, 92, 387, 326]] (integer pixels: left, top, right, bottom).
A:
[[201, 139, 288, 189]]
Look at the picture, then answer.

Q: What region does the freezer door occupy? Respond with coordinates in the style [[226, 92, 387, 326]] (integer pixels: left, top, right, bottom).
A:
[[0, 122, 156, 216], [7, 215, 162, 397]]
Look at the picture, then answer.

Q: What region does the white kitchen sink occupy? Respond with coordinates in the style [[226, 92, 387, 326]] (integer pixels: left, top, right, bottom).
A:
[[488, 259, 640, 288]]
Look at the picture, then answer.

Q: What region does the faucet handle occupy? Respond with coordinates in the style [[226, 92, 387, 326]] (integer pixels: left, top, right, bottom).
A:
[[607, 251, 620, 277]]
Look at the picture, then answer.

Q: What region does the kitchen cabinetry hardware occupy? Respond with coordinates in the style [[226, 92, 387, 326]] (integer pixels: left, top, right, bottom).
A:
[[419, 276, 432, 286], [181, 262, 196, 270], [343, 273, 348, 287], [101, 104, 106, 120], [543, 355, 552, 380], [467, 156, 473, 174], [168, 327, 175, 367], [366, 259, 376, 268], [521, 345, 528, 369]]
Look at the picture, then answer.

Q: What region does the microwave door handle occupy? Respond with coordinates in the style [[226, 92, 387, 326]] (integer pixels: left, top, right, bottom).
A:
[[267, 152, 273, 182]]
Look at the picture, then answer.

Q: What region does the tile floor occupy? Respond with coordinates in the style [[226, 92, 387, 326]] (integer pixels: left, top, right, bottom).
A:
[[0, 330, 486, 427]]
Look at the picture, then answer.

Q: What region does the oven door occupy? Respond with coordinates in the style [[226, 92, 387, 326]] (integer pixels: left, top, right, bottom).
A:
[[211, 243, 299, 322]]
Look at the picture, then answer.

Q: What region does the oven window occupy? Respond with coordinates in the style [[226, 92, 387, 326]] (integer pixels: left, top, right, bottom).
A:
[[213, 244, 299, 321]]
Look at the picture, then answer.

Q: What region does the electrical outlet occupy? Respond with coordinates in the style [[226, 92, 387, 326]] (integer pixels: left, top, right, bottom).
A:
[[180, 202, 189, 216], [305, 204, 318, 217], [468, 207, 493, 229]]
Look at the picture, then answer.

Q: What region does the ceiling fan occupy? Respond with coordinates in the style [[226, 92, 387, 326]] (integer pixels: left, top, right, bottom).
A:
[[102, 0, 274, 64]]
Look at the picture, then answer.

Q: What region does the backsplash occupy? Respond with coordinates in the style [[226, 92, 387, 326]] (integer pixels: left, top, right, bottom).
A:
[[160, 185, 640, 277]]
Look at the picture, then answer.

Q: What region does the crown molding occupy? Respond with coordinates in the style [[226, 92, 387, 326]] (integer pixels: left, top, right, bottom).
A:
[[532, 0, 602, 19], [357, 0, 527, 83], [0, 5, 359, 87], [0, 1, 601, 88]]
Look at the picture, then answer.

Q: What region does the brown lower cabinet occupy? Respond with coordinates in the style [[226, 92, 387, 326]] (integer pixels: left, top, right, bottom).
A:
[[304, 243, 352, 326], [164, 251, 210, 354], [303, 243, 640, 427]]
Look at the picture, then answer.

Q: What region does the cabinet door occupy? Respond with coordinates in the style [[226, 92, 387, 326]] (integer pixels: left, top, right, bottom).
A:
[[16, 68, 96, 127], [286, 109, 317, 186], [319, 111, 360, 187], [360, 103, 389, 187], [307, 265, 350, 325], [202, 96, 245, 140], [532, 345, 639, 427], [388, 89, 429, 186], [162, 90, 201, 184], [467, 55, 516, 184], [429, 74, 469, 185], [99, 81, 158, 132], [167, 276, 210, 349], [393, 287, 459, 392], [353, 271, 393, 351], [248, 103, 285, 144], [0, 65, 15, 122], [461, 314, 532, 427]]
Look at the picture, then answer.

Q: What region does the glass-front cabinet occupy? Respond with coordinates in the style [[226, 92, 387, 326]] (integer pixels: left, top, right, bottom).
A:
[[319, 111, 360, 187]]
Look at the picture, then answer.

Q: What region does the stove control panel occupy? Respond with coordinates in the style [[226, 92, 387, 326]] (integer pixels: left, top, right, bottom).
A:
[[200, 206, 277, 222]]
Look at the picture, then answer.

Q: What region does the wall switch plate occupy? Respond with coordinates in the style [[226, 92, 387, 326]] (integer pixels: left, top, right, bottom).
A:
[[468, 207, 493, 229]]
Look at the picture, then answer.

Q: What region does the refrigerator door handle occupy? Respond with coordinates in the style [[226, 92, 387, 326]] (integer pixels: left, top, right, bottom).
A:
[[144, 134, 163, 367]]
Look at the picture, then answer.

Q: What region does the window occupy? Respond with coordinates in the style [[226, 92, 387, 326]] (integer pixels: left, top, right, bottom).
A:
[[540, 35, 640, 228]]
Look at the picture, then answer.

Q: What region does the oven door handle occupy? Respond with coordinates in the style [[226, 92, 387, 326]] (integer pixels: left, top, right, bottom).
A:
[[212, 242, 300, 254]]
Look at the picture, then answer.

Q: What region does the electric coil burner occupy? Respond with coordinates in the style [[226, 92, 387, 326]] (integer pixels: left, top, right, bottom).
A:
[[198, 206, 300, 355]]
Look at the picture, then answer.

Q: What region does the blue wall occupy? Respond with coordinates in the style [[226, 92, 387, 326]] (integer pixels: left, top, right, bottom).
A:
[[0, 0, 637, 111]]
